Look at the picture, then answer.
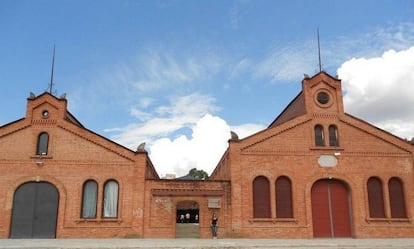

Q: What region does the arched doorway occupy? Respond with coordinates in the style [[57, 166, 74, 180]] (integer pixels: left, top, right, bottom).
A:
[[10, 181, 59, 238], [176, 200, 199, 238], [311, 179, 352, 238]]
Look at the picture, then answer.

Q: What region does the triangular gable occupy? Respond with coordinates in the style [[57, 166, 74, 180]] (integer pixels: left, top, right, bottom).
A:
[[239, 112, 412, 155], [57, 121, 137, 161], [340, 113, 413, 154], [240, 115, 312, 153]]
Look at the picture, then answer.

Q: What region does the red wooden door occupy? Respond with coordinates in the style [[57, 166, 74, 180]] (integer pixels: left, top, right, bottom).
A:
[[311, 179, 351, 238]]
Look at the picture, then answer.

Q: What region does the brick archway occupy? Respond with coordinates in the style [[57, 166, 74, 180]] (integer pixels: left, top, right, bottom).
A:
[[311, 179, 352, 238]]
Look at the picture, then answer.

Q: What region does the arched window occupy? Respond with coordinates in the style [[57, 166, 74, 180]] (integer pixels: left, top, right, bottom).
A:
[[81, 180, 98, 218], [103, 180, 119, 218], [367, 177, 385, 218], [36, 132, 49, 155], [275, 176, 293, 218], [253, 176, 271, 218], [329, 125, 339, 147], [314, 125, 324, 146], [388, 177, 407, 218]]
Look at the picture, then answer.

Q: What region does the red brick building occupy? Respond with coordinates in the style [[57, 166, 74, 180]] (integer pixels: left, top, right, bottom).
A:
[[0, 72, 413, 239]]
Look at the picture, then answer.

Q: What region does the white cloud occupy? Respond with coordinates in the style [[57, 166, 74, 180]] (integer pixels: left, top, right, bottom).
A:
[[131, 50, 224, 93], [150, 114, 231, 177], [107, 93, 219, 146], [338, 46, 414, 140], [138, 97, 153, 109], [231, 123, 265, 139], [229, 58, 253, 80], [149, 114, 265, 178], [107, 92, 265, 178]]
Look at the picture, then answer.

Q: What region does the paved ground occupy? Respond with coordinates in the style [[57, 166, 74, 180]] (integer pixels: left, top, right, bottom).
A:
[[0, 238, 413, 249]]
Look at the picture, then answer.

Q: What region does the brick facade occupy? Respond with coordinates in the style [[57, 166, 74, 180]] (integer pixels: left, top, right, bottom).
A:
[[0, 72, 413, 239]]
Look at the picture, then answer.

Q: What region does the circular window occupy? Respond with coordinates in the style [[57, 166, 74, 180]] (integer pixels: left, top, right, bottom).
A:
[[42, 110, 49, 118], [317, 92, 330, 105]]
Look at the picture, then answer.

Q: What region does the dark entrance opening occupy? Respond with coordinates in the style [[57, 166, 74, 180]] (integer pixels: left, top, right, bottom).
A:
[[176, 201, 199, 238], [176, 200, 199, 223], [10, 181, 59, 238]]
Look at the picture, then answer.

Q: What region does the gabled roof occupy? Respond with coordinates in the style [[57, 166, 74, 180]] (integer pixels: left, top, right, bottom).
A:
[[268, 91, 305, 128], [65, 110, 84, 128]]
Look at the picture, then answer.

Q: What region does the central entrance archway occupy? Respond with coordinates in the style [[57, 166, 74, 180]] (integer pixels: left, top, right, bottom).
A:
[[176, 200, 199, 238], [311, 179, 352, 238], [10, 182, 59, 238]]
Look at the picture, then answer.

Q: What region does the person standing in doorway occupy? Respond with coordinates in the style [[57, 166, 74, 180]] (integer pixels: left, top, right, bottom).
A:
[[211, 213, 218, 239]]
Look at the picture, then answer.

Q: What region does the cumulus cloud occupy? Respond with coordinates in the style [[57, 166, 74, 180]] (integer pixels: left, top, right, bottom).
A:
[[338, 46, 414, 140], [107, 92, 264, 177], [107, 93, 218, 146], [150, 114, 231, 177], [231, 123, 265, 139], [149, 114, 265, 178]]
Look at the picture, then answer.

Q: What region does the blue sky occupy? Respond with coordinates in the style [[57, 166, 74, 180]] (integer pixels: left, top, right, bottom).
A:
[[1, 0, 414, 177]]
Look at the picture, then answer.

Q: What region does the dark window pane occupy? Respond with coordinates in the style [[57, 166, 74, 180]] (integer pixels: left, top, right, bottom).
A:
[[367, 177, 385, 218], [276, 176, 293, 218], [317, 92, 330, 104], [253, 176, 271, 218], [36, 133, 49, 155], [315, 125, 324, 146], [329, 125, 339, 147], [388, 178, 407, 218]]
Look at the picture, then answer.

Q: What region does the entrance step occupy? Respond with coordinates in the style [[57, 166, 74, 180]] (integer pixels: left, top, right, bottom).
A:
[[175, 223, 199, 238]]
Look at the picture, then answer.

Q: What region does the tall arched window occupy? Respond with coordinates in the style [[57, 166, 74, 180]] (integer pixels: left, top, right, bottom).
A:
[[275, 176, 293, 218], [367, 177, 385, 218], [388, 177, 407, 218], [314, 125, 324, 146], [253, 176, 271, 218], [81, 180, 98, 218], [36, 132, 49, 155], [103, 180, 119, 218], [329, 125, 339, 147]]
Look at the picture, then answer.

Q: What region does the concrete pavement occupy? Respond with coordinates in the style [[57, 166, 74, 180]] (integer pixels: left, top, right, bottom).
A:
[[0, 238, 413, 249]]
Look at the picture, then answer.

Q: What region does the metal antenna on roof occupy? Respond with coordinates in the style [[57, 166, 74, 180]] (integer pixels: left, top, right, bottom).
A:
[[49, 45, 56, 95], [317, 28, 322, 72]]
